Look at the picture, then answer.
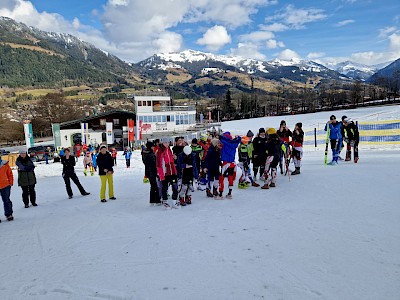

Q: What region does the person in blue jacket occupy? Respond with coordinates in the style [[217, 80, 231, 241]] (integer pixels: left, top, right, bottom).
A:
[[123, 147, 132, 168], [177, 146, 198, 206], [218, 132, 241, 199], [324, 115, 342, 165], [91, 149, 98, 171]]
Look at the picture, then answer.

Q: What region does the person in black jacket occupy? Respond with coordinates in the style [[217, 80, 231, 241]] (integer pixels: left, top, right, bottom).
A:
[[143, 141, 161, 206], [61, 148, 90, 199], [16, 150, 37, 208], [203, 138, 222, 198], [261, 128, 282, 189], [342, 117, 360, 163], [96, 145, 115, 202], [252, 128, 268, 180]]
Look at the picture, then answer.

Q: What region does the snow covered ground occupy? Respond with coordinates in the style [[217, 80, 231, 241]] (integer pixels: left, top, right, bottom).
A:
[[1, 105, 399, 300]]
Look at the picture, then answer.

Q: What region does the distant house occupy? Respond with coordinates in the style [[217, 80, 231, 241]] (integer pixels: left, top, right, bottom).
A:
[[131, 95, 197, 137], [59, 110, 135, 148]]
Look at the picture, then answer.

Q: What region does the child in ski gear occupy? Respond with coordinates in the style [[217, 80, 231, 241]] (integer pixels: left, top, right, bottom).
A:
[[342, 117, 359, 163], [261, 128, 281, 189], [237, 136, 258, 188], [123, 147, 132, 168], [143, 141, 161, 205], [325, 115, 343, 165], [97, 145, 115, 202], [92, 149, 98, 171], [277, 120, 292, 174], [177, 146, 199, 206], [16, 150, 37, 207], [157, 141, 179, 208], [111, 147, 117, 166], [0, 159, 14, 221], [61, 148, 90, 199], [74, 143, 82, 162], [218, 132, 241, 199], [252, 128, 268, 180], [83, 151, 94, 176], [203, 138, 222, 198], [291, 123, 304, 175]]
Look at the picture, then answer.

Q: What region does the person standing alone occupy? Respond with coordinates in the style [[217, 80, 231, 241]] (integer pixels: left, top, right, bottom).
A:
[[61, 148, 90, 199], [97, 145, 116, 203], [16, 150, 37, 207], [0, 158, 14, 222]]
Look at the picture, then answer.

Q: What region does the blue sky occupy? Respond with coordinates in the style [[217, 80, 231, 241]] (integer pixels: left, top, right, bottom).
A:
[[1, 0, 399, 65]]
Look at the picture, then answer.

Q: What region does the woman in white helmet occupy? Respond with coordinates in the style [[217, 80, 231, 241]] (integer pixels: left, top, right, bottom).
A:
[[176, 145, 199, 206]]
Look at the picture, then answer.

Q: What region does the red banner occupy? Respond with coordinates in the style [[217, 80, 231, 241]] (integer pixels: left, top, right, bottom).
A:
[[139, 120, 143, 140], [128, 119, 134, 142]]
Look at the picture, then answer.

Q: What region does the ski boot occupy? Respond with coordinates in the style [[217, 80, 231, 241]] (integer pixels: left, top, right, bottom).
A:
[[101, 199, 107, 203], [238, 181, 247, 189], [179, 196, 186, 206], [206, 188, 214, 198], [269, 182, 276, 188], [291, 167, 301, 175], [252, 181, 260, 187], [6, 215, 14, 221], [213, 187, 219, 198], [354, 157, 359, 163], [84, 169, 87, 176], [185, 195, 192, 205], [261, 183, 270, 189], [171, 200, 180, 209], [214, 192, 224, 200], [226, 193, 232, 199]]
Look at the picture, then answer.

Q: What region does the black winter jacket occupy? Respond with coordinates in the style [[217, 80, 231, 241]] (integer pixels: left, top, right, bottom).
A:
[[61, 155, 77, 175], [144, 149, 157, 179], [96, 152, 114, 175], [16, 156, 36, 186]]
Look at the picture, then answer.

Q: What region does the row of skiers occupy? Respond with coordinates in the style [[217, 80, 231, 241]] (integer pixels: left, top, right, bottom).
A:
[[141, 120, 305, 209], [325, 115, 360, 165]]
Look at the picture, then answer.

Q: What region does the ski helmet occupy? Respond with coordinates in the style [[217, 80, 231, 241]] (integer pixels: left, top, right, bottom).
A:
[[183, 145, 192, 155], [267, 127, 277, 135]]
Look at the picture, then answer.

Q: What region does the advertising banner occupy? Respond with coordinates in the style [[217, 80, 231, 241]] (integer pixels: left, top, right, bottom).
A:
[[139, 120, 143, 141], [52, 123, 61, 149], [23, 122, 34, 150], [106, 122, 113, 144], [128, 119, 135, 142]]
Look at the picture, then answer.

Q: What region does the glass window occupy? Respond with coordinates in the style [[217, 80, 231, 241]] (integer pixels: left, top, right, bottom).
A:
[[171, 115, 174, 122], [162, 115, 167, 122], [143, 116, 148, 123], [152, 116, 156, 122], [138, 101, 142, 106], [157, 115, 162, 122], [138, 116, 143, 122], [147, 101, 152, 106]]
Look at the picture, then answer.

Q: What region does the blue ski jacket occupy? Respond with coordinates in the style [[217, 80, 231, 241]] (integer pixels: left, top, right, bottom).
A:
[[220, 135, 241, 163], [325, 122, 342, 140]]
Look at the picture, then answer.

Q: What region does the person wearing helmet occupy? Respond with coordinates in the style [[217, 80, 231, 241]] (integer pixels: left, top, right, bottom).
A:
[[277, 120, 292, 174], [324, 115, 343, 165], [203, 138, 222, 198], [342, 117, 359, 163], [237, 136, 259, 188], [177, 145, 199, 206], [252, 128, 268, 180], [261, 128, 281, 189], [291, 123, 304, 175], [218, 132, 241, 199]]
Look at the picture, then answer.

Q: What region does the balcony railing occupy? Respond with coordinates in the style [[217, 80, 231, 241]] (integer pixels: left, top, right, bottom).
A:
[[153, 106, 196, 112]]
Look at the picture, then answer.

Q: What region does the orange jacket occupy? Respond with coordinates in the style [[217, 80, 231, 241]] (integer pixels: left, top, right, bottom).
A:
[[0, 160, 14, 189]]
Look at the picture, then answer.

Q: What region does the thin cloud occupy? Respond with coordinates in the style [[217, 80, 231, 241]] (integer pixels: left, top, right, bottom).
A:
[[335, 19, 355, 27]]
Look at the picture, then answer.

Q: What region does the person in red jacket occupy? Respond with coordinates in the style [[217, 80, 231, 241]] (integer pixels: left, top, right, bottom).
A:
[[156, 141, 179, 208], [0, 159, 14, 221]]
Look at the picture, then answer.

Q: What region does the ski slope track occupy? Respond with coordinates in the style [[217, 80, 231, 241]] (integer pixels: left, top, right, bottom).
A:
[[0, 105, 399, 300]]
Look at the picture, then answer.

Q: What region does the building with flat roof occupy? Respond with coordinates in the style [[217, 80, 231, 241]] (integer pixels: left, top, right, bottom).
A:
[[132, 95, 197, 137]]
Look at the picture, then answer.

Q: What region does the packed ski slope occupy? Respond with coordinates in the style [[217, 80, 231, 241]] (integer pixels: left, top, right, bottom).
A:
[[1, 105, 399, 300]]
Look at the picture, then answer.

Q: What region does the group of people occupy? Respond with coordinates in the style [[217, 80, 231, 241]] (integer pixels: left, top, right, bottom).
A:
[[141, 120, 305, 209], [0, 115, 360, 220], [325, 115, 360, 165]]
